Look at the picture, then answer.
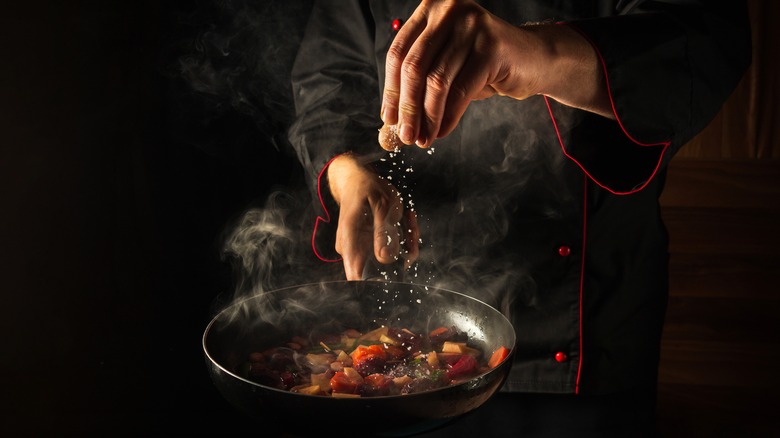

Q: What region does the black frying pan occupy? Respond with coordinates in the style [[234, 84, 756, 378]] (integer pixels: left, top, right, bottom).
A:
[[202, 280, 515, 437]]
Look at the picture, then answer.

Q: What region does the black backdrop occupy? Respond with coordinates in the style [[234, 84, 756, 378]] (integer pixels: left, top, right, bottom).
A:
[[1, 1, 316, 435]]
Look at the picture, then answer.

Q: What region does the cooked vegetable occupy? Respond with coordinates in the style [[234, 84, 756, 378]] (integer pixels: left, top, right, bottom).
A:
[[488, 345, 510, 369], [239, 325, 509, 398]]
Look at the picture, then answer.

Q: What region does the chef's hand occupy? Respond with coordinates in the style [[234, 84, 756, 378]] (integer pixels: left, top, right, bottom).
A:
[[380, 0, 614, 148], [327, 153, 419, 280]]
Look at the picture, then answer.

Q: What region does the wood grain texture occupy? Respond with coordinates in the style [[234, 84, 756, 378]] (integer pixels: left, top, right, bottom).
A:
[[657, 156, 780, 435]]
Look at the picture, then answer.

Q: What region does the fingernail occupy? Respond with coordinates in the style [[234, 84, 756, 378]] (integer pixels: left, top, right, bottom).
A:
[[415, 135, 426, 148], [381, 246, 393, 260], [399, 124, 413, 144]]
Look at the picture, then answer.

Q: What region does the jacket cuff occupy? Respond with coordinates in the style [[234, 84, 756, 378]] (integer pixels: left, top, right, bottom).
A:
[[545, 23, 671, 195], [312, 154, 343, 262]]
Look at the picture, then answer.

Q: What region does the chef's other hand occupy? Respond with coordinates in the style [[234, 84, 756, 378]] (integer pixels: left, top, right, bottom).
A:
[[327, 154, 420, 280], [381, 0, 612, 149]]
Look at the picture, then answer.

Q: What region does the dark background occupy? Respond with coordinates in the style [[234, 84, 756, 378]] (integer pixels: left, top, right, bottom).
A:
[[3, 1, 778, 436], [1, 1, 315, 435]]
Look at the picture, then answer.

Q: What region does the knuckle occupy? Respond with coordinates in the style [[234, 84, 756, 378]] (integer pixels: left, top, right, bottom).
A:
[[386, 45, 405, 70], [401, 55, 424, 80], [383, 87, 400, 101], [399, 101, 420, 117], [426, 66, 451, 94]]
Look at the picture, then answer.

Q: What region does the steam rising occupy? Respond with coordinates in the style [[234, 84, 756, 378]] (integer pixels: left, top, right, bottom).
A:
[[174, 2, 576, 331], [169, 0, 313, 142], [217, 190, 344, 323], [221, 192, 299, 296]]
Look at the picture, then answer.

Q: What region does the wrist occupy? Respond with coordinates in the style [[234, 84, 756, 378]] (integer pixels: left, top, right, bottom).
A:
[[515, 23, 612, 118]]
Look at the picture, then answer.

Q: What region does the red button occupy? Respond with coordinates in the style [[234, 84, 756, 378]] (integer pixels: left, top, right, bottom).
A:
[[392, 19, 403, 31], [555, 352, 568, 363], [557, 245, 571, 257]]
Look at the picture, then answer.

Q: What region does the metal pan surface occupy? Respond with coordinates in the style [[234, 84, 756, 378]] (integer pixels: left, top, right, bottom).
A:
[[203, 280, 515, 437]]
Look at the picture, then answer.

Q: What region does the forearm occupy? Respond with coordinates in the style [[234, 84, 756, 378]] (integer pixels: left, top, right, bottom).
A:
[[510, 23, 614, 120]]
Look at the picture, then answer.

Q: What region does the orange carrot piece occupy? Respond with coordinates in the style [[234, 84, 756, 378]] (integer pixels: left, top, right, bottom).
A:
[[488, 346, 510, 369]]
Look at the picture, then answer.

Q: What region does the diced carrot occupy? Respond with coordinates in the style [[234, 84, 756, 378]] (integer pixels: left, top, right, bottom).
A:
[[350, 344, 385, 363], [429, 326, 451, 337], [488, 346, 510, 369]]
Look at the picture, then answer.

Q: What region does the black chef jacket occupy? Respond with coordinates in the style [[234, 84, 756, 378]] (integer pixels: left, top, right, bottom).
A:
[[287, 0, 751, 395]]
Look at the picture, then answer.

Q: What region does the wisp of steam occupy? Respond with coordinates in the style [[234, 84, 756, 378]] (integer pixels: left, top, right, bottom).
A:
[[174, 1, 575, 327]]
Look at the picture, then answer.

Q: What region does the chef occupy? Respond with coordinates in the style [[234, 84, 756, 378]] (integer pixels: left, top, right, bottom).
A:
[[287, 0, 751, 435]]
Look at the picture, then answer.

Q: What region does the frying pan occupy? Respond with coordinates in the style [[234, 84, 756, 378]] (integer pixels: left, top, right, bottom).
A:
[[202, 280, 515, 437]]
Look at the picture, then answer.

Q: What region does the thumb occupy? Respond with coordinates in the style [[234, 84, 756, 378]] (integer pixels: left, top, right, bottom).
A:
[[342, 249, 368, 281]]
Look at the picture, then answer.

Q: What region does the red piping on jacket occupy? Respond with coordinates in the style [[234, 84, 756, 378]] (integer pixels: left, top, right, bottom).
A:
[[548, 23, 672, 196], [312, 154, 344, 263], [548, 23, 675, 393], [575, 176, 588, 394]]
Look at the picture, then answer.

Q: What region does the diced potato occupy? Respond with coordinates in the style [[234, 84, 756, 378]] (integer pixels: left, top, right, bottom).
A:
[[441, 341, 481, 357], [293, 385, 321, 395], [310, 372, 332, 392], [357, 326, 388, 342], [342, 367, 364, 383], [306, 353, 335, 368], [336, 350, 352, 366], [392, 375, 413, 389], [441, 341, 466, 353], [426, 351, 440, 368]]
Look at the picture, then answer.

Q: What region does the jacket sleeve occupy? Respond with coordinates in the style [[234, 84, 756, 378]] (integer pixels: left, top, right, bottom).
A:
[[288, 0, 382, 196], [549, 0, 752, 194], [287, 0, 383, 261]]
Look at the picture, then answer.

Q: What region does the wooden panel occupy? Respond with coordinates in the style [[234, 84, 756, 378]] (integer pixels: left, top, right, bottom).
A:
[[668, 253, 780, 299], [660, 159, 780, 209], [661, 158, 780, 299], [657, 383, 780, 436], [658, 154, 780, 433], [664, 207, 780, 255], [651, 3, 780, 433], [663, 296, 780, 344], [678, 78, 752, 160], [659, 339, 780, 388]]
